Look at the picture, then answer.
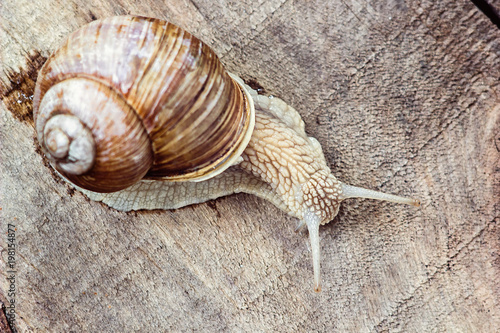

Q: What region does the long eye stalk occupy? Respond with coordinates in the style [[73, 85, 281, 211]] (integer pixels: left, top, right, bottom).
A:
[[341, 183, 420, 207]]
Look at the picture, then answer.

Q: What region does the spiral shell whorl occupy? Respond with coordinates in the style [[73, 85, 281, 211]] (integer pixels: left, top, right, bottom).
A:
[[43, 114, 95, 174], [36, 78, 154, 192]]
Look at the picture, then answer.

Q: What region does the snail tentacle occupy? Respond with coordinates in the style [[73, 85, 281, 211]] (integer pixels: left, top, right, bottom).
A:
[[303, 210, 322, 292], [340, 183, 421, 206]]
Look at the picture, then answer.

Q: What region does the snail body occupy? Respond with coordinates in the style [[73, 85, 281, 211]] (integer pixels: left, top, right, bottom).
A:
[[34, 15, 419, 292]]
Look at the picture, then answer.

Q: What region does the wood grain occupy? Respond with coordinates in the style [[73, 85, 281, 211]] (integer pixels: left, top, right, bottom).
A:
[[1, 0, 499, 332]]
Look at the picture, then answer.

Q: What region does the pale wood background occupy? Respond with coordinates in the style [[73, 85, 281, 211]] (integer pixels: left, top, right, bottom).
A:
[[1, 0, 499, 332]]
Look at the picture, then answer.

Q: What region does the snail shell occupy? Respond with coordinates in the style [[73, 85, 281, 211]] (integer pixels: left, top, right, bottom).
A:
[[34, 15, 254, 192], [34, 15, 420, 292]]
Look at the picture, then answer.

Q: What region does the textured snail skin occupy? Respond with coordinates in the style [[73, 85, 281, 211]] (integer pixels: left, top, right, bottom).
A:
[[35, 15, 420, 292], [81, 78, 420, 292]]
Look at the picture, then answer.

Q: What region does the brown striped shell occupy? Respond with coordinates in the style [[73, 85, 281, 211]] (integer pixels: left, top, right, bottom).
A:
[[33, 15, 255, 192]]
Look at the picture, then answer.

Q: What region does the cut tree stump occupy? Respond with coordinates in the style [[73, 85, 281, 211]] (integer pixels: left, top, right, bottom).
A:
[[1, 0, 499, 332]]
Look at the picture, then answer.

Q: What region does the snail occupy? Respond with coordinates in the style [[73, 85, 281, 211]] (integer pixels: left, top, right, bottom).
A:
[[33, 15, 420, 292]]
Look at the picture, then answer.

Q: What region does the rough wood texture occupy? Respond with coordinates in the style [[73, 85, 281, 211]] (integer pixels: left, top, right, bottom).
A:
[[1, 0, 499, 331]]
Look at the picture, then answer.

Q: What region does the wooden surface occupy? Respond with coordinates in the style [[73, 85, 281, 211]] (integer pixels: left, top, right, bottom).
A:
[[1, 0, 499, 332]]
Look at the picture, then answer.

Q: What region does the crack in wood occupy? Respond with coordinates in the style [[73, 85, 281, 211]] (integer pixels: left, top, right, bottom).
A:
[[470, 0, 500, 29], [0, 51, 46, 127]]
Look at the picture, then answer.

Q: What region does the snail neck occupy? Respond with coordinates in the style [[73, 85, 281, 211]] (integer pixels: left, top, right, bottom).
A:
[[240, 105, 342, 221]]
